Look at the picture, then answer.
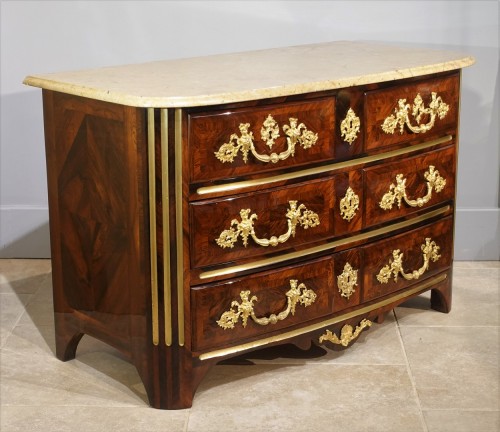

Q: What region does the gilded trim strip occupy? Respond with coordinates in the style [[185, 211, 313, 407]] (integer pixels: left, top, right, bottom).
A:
[[175, 109, 185, 346], [199, 273, 448, 360], [199, 205, 451, 280], [161, 109, 172, 346], [147, 108, 159, 346], [197, 135, 453, 195]]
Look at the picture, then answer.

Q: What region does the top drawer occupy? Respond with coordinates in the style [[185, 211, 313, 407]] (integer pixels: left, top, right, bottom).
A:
[[188, 97, 335, 183], [365, 74, 459, 151]]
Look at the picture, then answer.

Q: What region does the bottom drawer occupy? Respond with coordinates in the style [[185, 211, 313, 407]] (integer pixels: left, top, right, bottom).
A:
[[191, 257, 334, 352], [363, 216, 453, 302], [191, 215, 453, 353]]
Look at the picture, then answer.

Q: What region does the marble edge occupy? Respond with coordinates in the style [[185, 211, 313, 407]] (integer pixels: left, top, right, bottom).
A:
[[23, 56, 475, 108]]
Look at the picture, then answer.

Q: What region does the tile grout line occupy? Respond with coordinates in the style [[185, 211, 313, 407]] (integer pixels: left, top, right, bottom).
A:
[[183, 408, 192, 432], [393, 310, 429, 432]]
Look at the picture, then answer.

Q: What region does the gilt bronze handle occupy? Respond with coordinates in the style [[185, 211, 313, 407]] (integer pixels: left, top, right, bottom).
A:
[[216, 200, 320, 249], [217, 280, 317, 330], [214, 115, 318, 164], [376, 238, 441, 284], [379, 165, 446, 210]]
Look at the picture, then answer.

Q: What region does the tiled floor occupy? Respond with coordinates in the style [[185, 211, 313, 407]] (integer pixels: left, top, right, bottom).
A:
[[0, 259, 498, 432]]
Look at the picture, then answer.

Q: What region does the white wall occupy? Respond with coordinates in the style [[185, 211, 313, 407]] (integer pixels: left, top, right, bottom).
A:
[[1, 1, 498, 259]]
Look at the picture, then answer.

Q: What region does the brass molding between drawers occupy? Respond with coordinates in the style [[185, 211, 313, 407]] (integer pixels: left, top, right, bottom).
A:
[[199, 205, 451, 280], [147, 108, 159, 346], [199, 272, 448, 361], [197, 135, 453, 196]]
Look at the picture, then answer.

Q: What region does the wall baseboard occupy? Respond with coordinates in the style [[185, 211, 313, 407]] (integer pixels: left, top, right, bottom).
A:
[[1, 207, 499, 260]]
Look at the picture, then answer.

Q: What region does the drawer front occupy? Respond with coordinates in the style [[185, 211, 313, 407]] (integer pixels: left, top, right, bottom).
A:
[[188, 97, 335, 182], [190, 177, 335, 268], [191, 257, 334, 352], [364, 145, 455, 227], [365, 74, 459, 151], [363, 217, 453, 302]]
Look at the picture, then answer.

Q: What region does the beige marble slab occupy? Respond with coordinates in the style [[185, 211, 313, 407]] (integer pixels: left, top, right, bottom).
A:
[[23, 41, 475, 108]]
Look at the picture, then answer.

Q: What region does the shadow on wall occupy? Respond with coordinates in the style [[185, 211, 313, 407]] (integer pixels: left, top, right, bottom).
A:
[[0, 222, 51, 258]]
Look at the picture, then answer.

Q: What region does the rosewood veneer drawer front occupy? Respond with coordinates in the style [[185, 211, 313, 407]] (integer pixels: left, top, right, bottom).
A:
[[364, 145, 455, 227], [188, 97, 335, 182], [363, 216, 453, 302], [191, 257, 333, 352], [365, 74, 459, 151], [190, 177, 334, 268]]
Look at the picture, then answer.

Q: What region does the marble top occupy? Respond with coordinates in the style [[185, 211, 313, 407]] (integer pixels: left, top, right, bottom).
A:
[[23, 41, 475, 108]]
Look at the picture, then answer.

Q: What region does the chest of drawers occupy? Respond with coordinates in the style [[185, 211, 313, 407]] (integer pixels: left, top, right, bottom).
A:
[[24, 42, 474, 409]]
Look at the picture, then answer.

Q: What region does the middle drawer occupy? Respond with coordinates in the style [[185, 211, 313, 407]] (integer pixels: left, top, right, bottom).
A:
[[190, 177, 335, 268]]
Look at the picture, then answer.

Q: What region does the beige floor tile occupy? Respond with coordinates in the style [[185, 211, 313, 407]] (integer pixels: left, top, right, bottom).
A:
[[0, 293, 33, 348], [225, 312, 406, 366], [0, 406, 188, 432], [0, 259, 51, 294], [17, 295, 55, 327], [395, 268, 499, 326], [188, 364, 425, 432], [423, 410, 500, 432], [1, 324, 56, 356], [1, 343, 147, 407], [400, 326, 499, 410]]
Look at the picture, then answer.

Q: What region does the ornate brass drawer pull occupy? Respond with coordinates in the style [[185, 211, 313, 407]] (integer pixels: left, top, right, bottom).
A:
[[340, 108, 360, 145], [339, 187, 360, 221], [216, 200, 320, 249], [217, 280, 317, 330], [382, 92, 449, 134], [376, 238, 441, 284], [319, 319, 372, 347], [379, 165, 446, 210], [214, 115, 318, 164], [337, 262, 358, 299]]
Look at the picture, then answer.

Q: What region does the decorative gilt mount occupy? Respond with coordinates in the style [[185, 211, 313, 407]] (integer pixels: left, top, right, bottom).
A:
[[217, 280, 317, 330], [379, 165, 446, 210], [381, 92, 450, 134], [214, 115, 318, 164], [216, 200, 320, 249], [337, 262, 358, 299], [340, 108, 360, 145], [339, 187, 360, 221], [319, 319, 372, 347], [376, 238, 441, 284]]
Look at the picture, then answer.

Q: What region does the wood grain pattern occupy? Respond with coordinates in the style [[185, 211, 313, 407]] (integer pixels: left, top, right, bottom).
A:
[[364, 145, 456, 227], [365, 73, 459, 151], [188, 97, 335, 182], [362, 216, 453, 302], [191, 257, 334, 352], [37, 69, 463, 410], [189, 177, 335, 268], [42, 90, 155, 399]]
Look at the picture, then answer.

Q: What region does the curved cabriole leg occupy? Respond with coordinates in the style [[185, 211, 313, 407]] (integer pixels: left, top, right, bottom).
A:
[[430, 274, 452, 313], [54, 313, 84, 361]]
